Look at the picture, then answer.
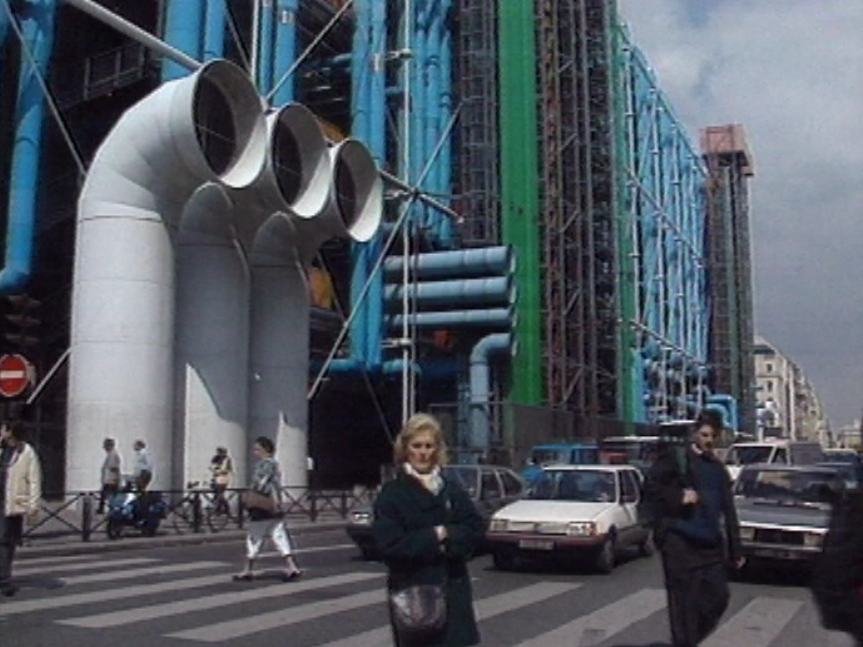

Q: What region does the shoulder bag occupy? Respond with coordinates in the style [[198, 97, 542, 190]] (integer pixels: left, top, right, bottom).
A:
[[241, 489, 275, 513]]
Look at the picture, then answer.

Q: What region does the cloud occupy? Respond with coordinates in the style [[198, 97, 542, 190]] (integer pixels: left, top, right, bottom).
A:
[[619, 0, 863, 426]]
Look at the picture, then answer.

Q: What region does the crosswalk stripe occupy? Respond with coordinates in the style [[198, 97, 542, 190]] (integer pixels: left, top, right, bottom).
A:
[[57, 572, 383, 628], [509, 587, 667, 647], [702, 597, 804, 647], [16, 554, 100, 567], [60, 561, 226, 585], [166, 589, 385, 642], [1, 574, 230, 616], [314, 581, 583, 647], [15, 557, 160, 577]]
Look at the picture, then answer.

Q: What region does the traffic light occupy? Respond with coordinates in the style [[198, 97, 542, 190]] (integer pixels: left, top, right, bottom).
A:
[[1, 294, 41, 349]]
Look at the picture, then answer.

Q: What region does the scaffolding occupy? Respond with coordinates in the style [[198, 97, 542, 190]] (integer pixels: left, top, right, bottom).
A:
[[701, 124, 756, 432]]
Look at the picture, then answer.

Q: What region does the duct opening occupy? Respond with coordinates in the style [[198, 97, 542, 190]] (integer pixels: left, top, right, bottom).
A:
[[186, 61, 268, 189], [273, 123, 303, 204], [194, 76, 238, 176], [330, 140, 383, 242], [270, 105, 330, 218]]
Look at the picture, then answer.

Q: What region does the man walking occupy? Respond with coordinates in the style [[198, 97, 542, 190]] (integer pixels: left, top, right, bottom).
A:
[[645, 413, 743, 647], [131, 439, 153, 491], [97, 437, 122, 514]]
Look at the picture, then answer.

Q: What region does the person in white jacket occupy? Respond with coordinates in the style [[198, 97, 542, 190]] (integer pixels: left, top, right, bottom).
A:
[[0, 420, 42, 597]]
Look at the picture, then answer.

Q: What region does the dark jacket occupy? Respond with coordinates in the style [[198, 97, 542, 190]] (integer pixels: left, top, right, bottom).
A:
[[646, 445, 741, 565], [373, 469, 484, 647]]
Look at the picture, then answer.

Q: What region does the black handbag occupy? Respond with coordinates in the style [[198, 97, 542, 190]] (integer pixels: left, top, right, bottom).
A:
[[389, 582, 447, 641], [241, 489, 275, 513]]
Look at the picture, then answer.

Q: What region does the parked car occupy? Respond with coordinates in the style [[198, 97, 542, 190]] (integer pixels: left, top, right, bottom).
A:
[[521, 442, 599, 484], [733, 464, 842, 566], [485, 465, 652, 574], [724, 440, 824, 481], [599, 436, 662, 474], [344, 464, 526, 559]]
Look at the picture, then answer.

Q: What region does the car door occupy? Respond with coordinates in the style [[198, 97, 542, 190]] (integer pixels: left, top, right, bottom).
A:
[[617, 469, 642, 546], [497, 468, 525, 507], [477, 468, 505, 521]]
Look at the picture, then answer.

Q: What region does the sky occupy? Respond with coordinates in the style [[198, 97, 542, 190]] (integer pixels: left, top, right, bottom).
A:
[[618, 0, 863, 429]]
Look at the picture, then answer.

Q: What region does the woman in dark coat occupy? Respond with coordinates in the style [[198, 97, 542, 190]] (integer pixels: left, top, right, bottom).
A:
[[372, 413, 484, 647]]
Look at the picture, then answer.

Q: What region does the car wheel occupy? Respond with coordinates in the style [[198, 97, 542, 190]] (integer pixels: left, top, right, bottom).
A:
[[493, 551, 516, 571], [595, 535, 616, 574]]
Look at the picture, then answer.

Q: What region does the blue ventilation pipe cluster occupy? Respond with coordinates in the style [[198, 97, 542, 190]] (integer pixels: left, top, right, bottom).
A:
[[0, 0, 57, 295]]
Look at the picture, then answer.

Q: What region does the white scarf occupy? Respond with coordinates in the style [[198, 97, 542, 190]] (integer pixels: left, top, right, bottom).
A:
[[403, 463, 444, 495]]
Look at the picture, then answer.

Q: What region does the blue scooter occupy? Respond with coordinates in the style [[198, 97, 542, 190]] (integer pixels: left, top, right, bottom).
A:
[[106, 487, 167, 539]]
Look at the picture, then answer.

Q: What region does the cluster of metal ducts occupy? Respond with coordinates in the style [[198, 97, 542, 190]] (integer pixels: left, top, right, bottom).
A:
[[383, 247, 517, 459], [66, 60, 382, 491]]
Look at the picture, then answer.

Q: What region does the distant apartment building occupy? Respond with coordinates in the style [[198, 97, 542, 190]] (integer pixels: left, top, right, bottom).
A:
[[753, 335, 828, 442]]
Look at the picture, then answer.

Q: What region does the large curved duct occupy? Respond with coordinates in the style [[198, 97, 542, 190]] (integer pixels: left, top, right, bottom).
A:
[[245, 107, 382, 485], [175, 183, 249, 490], [67, 60, 267, 491], [248, 214, 311, 487]]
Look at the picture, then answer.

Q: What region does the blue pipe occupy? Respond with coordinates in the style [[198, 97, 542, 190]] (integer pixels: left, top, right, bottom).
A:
[[384, 246, 513, 281], [410, 0, 427, 231], [384, 277, 513, 309], [348, 0, 371, 365], [0, 0, 56, 295], [161, 0, 204, 81], [425, 0, 442, 243], [437, 0, 454, 247], [202, 0, 227, 62], [386, 308, 514, 331], [272, 0, 299, 106], [469, 333, 513, 455], [707, 394, 739, 431], [257, 0, 275, 94], [364, 0, 386, 368]]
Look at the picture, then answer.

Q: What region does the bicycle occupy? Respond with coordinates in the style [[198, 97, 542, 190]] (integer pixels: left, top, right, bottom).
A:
[[171, 481, 238, 534]]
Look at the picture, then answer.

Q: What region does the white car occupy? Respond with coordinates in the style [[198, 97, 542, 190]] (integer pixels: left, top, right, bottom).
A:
[[485, 465, 652, 573]]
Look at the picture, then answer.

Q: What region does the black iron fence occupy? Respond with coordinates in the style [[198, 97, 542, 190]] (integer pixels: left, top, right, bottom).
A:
[[23, 485, 378, 544]]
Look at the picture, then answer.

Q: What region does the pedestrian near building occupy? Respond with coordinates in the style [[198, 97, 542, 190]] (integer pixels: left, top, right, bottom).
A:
[[0, 421, 42, 597], [131, 439, 153, 491], [97, 437, 122, 514], [209, 446, 233, 514], [372, 413, 484, 647], [234, 437, 301, 582], [644, 413, 744, 647]]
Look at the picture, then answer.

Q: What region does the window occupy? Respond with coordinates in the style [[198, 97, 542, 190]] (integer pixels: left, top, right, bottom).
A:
[[766, 381, 774, 392], [480, 472, 502, 501], [773, 448, 788, 464], [621, 471, 640, 503], [766, 362, 773, 373], [498, 470, 524, 497]]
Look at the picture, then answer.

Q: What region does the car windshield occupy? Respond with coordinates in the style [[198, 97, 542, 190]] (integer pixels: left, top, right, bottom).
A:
[[725, 446, 773, 466], [530, 470, 617, 503], [531, 449, 569, 465], [443, 466, 479, 499], [734, 468, 836, 505]]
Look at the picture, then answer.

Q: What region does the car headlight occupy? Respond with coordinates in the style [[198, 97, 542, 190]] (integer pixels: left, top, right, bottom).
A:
[[803, 532, 823, 548], [739, 526, 755, 541], [489, 518, 508, 532], [350, 511, 372, 526], [567, 521, 596, 537]]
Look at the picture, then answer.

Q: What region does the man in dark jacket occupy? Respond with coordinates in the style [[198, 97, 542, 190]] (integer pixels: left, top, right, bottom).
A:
[[645, 413, 743, 647]]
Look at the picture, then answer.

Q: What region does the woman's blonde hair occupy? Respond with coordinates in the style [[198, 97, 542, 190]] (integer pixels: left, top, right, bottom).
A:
[[393, 413, 449, 467]]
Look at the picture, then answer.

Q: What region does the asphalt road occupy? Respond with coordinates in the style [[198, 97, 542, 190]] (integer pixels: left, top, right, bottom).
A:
[[1, 527, 855, 647]]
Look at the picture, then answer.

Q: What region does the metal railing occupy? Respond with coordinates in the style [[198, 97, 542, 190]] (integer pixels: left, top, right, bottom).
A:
[[23, 485, 378, 544]]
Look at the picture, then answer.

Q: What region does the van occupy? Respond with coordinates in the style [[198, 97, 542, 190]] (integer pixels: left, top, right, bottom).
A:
[[521, 443, 599, 484], [724, 440, 824, 481]]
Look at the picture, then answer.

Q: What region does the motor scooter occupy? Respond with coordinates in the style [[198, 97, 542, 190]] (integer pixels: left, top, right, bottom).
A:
[[106, 487, 167, 539]]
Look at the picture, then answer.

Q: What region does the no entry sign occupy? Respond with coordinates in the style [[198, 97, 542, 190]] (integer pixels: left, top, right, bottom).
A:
[[0, 354, 34, 398]]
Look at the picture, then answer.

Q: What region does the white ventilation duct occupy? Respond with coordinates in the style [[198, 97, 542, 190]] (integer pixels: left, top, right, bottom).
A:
[[175, 183, 250, 491], [67, 61, 267, 491], [246, 106, 383, 486]]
